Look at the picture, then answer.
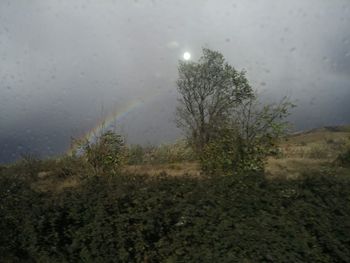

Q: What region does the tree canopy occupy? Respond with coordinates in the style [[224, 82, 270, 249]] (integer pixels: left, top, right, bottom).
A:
[[176, 48, 254, 152]]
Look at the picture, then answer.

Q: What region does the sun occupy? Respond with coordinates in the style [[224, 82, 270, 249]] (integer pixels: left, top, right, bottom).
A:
[[183, 52, 191, 60]]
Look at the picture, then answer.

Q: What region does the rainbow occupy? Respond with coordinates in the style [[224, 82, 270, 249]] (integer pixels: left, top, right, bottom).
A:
[[66, 96, 152, 155]]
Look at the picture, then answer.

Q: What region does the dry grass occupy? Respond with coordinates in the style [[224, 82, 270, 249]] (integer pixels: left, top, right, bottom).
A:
[[281, 131, 349, 159], [265, 157, 330, 179], [32, 176, 80, 192], [125, 127, 350, 179], [265, 127, 350, 178], [35, 162, 202, 193], [29, 126, 350, 192], [124, 162, 201, 177], [288, 131, 349, 144]]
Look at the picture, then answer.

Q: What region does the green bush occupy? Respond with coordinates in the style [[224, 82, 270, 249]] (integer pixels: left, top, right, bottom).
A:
[[0, 173, 39, 261], [1, 170, 350, 262], [75, 130, 126, 175], [200, 129, 247, 174], [200, 126, 278, 175], [195, 96, 294, 175]]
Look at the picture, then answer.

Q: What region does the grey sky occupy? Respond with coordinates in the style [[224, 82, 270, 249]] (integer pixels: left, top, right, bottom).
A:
[[0, 0, 349, 162]]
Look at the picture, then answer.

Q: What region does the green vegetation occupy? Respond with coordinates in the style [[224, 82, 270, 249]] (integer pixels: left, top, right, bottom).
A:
[[1, 168, 350, 262], [73, 130, 126, 175], [1, 48, 349, 261], [200, 97, 294, 174], [176, 48, 254, 154], [176, 48, 294, 174], [1, 127, 350, 262]]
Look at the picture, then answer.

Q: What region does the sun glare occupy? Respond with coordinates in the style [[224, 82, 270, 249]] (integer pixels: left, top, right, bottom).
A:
[[183, 52, 191, 60]]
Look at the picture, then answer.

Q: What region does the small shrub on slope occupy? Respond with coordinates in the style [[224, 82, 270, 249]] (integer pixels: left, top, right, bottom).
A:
[[75, 130, 126, 175]]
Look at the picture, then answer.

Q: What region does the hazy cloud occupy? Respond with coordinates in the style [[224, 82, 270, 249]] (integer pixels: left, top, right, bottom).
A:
[[0, 0, 349, 162]]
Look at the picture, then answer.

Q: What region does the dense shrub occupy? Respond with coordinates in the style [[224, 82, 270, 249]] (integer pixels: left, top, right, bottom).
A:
[[0, 173, 39, 261], [75, 130, 126, 175], [196, 97, 293, 175], [1, 170, 350, 262], [200, 128, 268, 175]]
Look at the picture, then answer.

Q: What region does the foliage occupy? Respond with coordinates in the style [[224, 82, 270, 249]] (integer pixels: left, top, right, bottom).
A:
[[75, 130, 126, 175], [200, 127, 265, 175], [175, 48, 294, 175], [0, 172, 38, 261], [127, 140, 196, 165], [1, 170, 350, 262], [176, 48, 254, 152], [200, 96, 294, 175]]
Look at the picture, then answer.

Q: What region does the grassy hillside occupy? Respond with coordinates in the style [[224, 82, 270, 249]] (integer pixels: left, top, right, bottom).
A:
[[266, 125, 350, 179], [1, 125, 348, 193], [1, 125, 350, 262], [123, 125, 350, 179]]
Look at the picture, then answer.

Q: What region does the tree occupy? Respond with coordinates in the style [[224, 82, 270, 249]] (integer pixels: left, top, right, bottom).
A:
[[176, 48, 254, 153], [176, 48, 295, 174]]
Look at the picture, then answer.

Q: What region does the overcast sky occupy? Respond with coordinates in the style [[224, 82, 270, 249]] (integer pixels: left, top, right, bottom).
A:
[[0, 0, 349, 163]]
